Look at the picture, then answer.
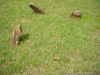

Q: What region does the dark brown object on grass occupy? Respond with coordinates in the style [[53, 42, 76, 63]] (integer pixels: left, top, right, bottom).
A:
[[12, 25, 22, 45], [29, 4, 44, 14]]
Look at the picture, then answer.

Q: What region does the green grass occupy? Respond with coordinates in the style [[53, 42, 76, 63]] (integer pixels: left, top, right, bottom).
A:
[[0, 0, 100, 75]]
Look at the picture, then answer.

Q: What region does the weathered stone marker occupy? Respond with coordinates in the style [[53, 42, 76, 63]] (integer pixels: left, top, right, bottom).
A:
[[12, 25, 23, 45], [71, 10, 82, 18]]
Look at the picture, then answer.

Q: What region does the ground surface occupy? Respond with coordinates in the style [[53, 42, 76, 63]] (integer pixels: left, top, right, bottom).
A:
[[0, 0, 100, 75]]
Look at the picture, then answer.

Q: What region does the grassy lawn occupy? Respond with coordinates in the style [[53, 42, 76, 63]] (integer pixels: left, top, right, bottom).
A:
[[0, 0, 100, 75]]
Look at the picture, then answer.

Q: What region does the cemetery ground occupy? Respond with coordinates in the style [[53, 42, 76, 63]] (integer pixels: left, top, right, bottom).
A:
[[0, 0, 100, 75]]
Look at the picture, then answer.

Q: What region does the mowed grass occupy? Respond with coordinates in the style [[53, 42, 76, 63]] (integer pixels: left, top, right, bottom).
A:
[[0, 0, 100, 75]]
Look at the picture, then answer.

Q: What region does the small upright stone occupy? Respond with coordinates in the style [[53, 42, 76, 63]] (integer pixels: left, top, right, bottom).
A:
[[12, 25, 23, 45], [71, 10, 82, 18]]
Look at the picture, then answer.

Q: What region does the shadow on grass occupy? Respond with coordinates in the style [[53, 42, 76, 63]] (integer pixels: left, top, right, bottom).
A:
[[20, 33, 29, 43]]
